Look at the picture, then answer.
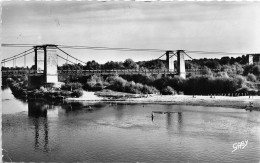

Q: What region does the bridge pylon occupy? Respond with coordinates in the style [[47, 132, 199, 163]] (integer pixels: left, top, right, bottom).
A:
[[177, 50, 186, 79], [165, 50, 186, 79], [166, 51, 175, 72], [29, 44, 59, 89]]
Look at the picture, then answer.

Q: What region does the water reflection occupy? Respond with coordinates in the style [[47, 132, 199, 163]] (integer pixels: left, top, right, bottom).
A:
[[165, 112, 183, 135], [2, 96, 260, 162], [64, 102, 84, 114], [178, 112, 183, 132], [28, 102, 48, 117], [62, 102, 107, 115], [115, 104, 125, 120], [28, 101, 49, 152], [166, 113, 173, 130]]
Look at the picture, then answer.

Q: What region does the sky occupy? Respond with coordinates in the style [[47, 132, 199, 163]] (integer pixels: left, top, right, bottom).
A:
[[2, 1, 260, 67]]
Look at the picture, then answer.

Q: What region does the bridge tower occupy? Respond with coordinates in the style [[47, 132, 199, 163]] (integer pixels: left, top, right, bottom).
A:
[[177, 50, 186, 79], [166, 51, 175, 72], [29, 44, 58, 89], [165, 50, 186, 79]]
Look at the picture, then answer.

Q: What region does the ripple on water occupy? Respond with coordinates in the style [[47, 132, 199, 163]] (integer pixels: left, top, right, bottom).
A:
[[2, 91, 260, 162]]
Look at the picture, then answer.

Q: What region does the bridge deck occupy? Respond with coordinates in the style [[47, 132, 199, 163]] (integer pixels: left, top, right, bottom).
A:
[[1, 69, 181, 76]]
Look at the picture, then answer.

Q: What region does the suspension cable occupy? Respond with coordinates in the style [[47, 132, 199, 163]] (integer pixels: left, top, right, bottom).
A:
[[57, 54, 77, 65], [56, 47, 86, 64], [2, 43, 37, 47], [169, 51, 177, 59], [183, 51, 193, 60], [157, 52, 167, 60], [1, 50, 34, 63], [184, 50, 246, 55], [57, 45, 166, 52], [2, 48, 34, 62], [24, 55, 26, 68]]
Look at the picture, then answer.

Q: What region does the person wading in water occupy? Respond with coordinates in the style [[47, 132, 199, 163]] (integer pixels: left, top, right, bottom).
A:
[[151, 112, 154, 121]]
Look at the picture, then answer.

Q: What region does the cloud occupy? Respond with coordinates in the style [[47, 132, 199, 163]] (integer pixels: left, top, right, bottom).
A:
[[2, 1, 260, 65]]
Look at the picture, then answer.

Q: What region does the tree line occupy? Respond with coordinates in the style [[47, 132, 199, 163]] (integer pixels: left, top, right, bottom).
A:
[[2, 55, 260, 96]]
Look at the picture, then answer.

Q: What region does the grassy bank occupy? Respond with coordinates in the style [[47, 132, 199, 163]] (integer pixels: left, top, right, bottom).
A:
[[4, 71, 260, 103], [78, 74, 259, 96], [6, 76, 84, 101]]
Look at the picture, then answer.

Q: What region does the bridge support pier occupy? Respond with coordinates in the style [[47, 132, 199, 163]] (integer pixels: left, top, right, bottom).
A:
[[165, 50, 186, 79], [29, 45, 59, 89], [166, 51, 175, 72], [28, 75, 45, 89], [177, 50, 186, 79], [248, 54, 254, 65]]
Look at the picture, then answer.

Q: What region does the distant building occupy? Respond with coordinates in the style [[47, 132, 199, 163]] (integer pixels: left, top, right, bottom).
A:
[[247, 54, 260, 64]]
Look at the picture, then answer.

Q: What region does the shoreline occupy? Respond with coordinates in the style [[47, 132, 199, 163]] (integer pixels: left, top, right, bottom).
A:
[[65, 92, 260, 110]]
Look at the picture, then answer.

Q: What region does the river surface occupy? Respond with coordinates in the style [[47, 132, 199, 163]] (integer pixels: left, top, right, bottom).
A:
[[2, 88, 260, 162]]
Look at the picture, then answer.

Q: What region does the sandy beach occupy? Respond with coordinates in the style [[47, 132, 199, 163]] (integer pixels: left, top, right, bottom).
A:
[[65, 91, 260, 110]]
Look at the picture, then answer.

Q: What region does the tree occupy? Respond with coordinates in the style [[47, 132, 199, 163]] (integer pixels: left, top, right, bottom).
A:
[[123, 59, 137, 69], [84, 60, 101, 70], [219, 57, 230, 65], [103, 61, 124, 70], [201, 66, 213, 76], [233, 62, 244, 75], [252, 64, 260, 76], [161, 86, 176, 95], [243, 64, 260, 76], [204, 60, 221, 69]]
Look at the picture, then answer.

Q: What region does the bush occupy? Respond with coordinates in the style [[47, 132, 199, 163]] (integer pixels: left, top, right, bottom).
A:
[[88, 75, 103, 83], [60, 90, 72, 97], [125, 81, 138, 93], [123, 58, 137, 69], [247, 73, 257, 82], [153, 77, 171, 91], [121, 74, 155, 85], [39, 86, 47, 92], [161, 86, 176, 95], [168, 76, 185, 93], [236, 86, 251, 93], [105, 75, 159, 94], [93, 82, 104, 91], [201, 66, 213, 76], [142, 85, 159, 94], [83, 75, 104, 91], [71, 89, 83, 97], [215, 71, 229, 78], [234, 75, 246, 88], [178, 91, 184, 95], [252, 65, 260, 76], [183, 76, 211, 95], [61, 82, 82, 91], [106, 75, 127, 92], [244, 64, 260, 76], [183, 75, 242, 95], [83, 82, 96, 91], [152, 76, 185, 94], [6, 78, 15, 84]]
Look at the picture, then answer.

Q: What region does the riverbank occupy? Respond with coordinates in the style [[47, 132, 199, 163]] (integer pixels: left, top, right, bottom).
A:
[[65, 91, 260, 110]]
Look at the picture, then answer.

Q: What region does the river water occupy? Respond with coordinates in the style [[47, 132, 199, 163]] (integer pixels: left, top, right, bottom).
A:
[[2, 88, 260, 162]]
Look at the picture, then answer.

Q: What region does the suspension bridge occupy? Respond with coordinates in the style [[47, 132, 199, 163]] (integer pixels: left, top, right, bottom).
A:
[[1, 44, 248, 89]]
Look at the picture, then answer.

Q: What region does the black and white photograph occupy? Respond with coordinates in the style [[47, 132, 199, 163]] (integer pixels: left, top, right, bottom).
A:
[[1, 1, 260, 162]]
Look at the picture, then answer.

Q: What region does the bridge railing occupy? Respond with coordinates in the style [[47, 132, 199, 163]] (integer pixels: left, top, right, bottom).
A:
[[58, 69, 178, 74], [2, 69, 178, 75], [2, 68, 221, 76], [1, 69, 44, 75]]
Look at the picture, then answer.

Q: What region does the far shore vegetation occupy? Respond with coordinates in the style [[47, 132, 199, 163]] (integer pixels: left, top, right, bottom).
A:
[[2, 56, 260, 100]]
